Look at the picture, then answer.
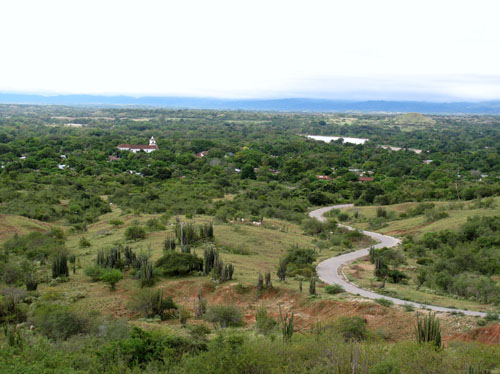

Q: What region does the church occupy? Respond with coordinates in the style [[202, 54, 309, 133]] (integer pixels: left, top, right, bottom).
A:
[[117, 136, 158, 153]]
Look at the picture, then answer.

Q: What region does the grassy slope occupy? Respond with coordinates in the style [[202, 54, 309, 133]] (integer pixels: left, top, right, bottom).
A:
[[0, 198, 493, 339], [339, 197, 500, 312], [340, 197, 500, 237]]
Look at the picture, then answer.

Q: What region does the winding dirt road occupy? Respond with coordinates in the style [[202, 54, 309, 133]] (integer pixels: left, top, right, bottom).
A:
[[311, 204, 487, 317]]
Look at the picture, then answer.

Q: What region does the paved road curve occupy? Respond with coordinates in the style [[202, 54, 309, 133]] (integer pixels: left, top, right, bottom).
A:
[[311, 204, 487, 317]]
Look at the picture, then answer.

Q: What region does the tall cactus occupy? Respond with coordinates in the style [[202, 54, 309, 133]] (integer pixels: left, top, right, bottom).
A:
[[139, 258, 155, 287], [277, 258, 287, 282], [227, 263, 234, 280], [257, 273, 264, 292], [265, 272, 272, 288], [52, 253, 69, 279], [309, 275, 316, 295], [415, 312, 442, 350], [279, 305, 294, 342]]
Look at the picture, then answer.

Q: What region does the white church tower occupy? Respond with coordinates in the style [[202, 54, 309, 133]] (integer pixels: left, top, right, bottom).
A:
[[149, 136, 156, 146]]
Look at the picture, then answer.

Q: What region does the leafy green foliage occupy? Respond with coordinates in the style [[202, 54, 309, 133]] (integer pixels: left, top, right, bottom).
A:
[[100, 269, 123, 290], [324, 284, 345, 295], [155, 252, 203, 276], [336, 316, 367, 341], [125, 225, 146, 241], [31, 304, 89, 340], [204, 305, 243, 328], [128, 288, 177, 320]]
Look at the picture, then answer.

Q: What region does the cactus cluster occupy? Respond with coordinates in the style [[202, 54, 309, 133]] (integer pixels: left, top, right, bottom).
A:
[[52, 253, 69, 279], [415, 312, 442, 350], [139, 257, 155, 287]]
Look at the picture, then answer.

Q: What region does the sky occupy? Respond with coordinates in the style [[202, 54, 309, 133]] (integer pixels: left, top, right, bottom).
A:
[[1, 0, 500, 101]]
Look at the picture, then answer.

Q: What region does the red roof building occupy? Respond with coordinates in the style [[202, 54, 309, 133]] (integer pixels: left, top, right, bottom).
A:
[[195, 151, 209, 158], [358, 177, 374, 182]]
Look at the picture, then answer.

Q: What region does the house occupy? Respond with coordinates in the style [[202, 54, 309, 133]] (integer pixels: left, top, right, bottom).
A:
[[358, 177, 374, 182], [117, 136, 158, 153], [317, 175, 335, 181], [108, 155, 121, 161], [195, 151, 208, 158], [423, 159, 433, 164]]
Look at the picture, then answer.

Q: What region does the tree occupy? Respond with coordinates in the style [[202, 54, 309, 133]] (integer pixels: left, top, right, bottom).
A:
[[241, 164, 256, 179], [101, 269, 123, 290], [125, 225, 146, 241]]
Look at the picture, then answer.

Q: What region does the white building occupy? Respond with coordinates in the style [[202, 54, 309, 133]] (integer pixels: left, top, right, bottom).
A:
[[117, 136, 158, 153]]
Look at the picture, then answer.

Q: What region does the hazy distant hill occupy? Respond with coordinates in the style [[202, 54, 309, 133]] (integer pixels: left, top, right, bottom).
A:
[[2, 93, 500, 114]]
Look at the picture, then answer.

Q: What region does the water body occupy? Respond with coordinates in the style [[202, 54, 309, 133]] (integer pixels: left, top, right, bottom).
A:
[[306, 135, 368, 145], [307, 135, 423, 153]]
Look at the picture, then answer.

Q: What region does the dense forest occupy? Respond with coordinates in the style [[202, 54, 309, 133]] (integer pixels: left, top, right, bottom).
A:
[[1, 106, 499, 227]]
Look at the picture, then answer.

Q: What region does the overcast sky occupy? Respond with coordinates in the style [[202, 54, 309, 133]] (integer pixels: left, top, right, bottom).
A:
[[1, 0, 500, 101]]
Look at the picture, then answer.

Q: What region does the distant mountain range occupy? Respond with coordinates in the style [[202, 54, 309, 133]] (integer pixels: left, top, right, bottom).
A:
[[2, 93, 500, 114]]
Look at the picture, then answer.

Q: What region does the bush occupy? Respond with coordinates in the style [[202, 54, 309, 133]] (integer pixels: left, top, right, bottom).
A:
[[0, 262, 23, 285], [31, 304, 89, 340], [128, 288, 177, 320], [336, 316, 367, 341], [204, 305, 243, 328], [84, 265, 105, 282], [156, 252, 203, 276], [324, 284, 345, 295], [255, 306, 277, 335], [375, 298, 394, 307], [125, 225, 146, 241], [370, 360, 401, 374], [485, 312, 499, 321], [100, 268, 123, 290], [79, 237, 91, 248], [0, 288, 28, 324], [403, 303, 415, 312]]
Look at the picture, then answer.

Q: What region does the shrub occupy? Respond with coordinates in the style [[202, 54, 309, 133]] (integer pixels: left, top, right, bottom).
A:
[[146, 218, 166, 232], [0, 262, 23, 285], [109, 219, 124, 227], [336, 316, 367, 341], [79, 237, 91, 248], [84, 265, 105, 282], [255, 305, 277, 335], [375, 298, 393, 307], [485, 312, 499, 321], [403, 303, 415, 312], [204, 305, 243, 328], [0, 288, 28, 324], [100, 269, 123, 290], [370, 360, 401, 374], [31, 304, 89, 340], [128, 288, 177, 320], [324, 284, 345, 295], [125, 225, 146, 241], [25, 273, 38, 291], [156, 252, 203, 276]]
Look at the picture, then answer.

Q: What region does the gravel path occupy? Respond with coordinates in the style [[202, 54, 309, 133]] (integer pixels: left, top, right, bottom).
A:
[[311, 204, 487, 317]]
